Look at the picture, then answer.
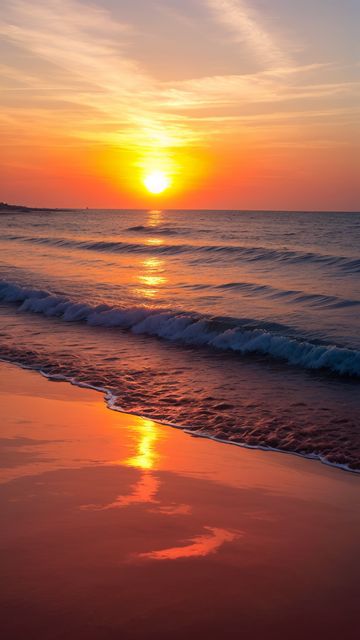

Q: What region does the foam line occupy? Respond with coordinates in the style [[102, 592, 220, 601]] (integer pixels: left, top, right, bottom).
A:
[[1, 356, 358, 474]]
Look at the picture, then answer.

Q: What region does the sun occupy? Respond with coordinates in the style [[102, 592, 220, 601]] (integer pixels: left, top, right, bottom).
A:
[[144, 172, 169, 194]]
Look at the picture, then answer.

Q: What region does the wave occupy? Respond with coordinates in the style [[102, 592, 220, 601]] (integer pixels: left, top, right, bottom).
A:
[[1, 279, 359, 376], [2, 233, 360, 274], [214, 282, 360, 309], [126, 224, 179, 235]]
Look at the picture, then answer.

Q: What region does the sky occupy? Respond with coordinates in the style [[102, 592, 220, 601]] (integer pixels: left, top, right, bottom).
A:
[[0, 0, 359, 210]]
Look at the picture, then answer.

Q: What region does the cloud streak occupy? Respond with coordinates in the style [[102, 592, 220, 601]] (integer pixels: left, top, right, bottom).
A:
[[0, 0, 357, 169], [205, 0, 290, 69]]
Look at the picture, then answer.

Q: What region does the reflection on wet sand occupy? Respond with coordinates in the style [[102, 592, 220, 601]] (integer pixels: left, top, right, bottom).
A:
[[123, 418, 162, 470], [1, 363, 360, 638], [98, 419, 240, 561], [82, 418, 163, 510], [134, 527, 242, 561], [149, 504, 192, 515], [81, 472, 160, 510]]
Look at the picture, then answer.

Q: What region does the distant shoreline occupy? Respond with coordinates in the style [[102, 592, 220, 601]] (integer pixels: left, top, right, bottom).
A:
[[1, 203, 358, 213], [0, 202, 63, 213]]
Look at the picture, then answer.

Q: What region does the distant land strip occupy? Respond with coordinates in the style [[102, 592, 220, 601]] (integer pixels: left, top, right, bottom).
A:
[[0, 202, 67, 213]]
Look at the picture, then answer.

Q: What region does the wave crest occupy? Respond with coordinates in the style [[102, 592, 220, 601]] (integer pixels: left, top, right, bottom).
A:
[[1, 279, 359, 376]]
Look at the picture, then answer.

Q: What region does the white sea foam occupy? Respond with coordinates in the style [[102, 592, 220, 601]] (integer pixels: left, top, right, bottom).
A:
[[1, 279, 359, 376]]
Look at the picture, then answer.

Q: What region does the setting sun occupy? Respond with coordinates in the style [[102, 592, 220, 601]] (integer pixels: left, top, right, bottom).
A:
[[144, 173, 169, 194]]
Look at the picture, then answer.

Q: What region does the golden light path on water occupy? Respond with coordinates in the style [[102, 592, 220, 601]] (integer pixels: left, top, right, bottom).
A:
[[133, 212, 169, 299]]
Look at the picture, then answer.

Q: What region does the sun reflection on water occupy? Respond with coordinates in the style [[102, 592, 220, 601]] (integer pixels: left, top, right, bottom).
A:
[[140, 257, 164, 270], [134, 235, 168, 300], [146, 238, 163, 245], [138, 275, 166, 286], [147, 210, 162, 227], [133, 287, 158, 299]]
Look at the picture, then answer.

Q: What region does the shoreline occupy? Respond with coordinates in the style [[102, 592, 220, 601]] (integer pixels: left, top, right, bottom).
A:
[[1, 356, 359, 475], [1, 360, 359, 639], [0, 202, 70, 214]]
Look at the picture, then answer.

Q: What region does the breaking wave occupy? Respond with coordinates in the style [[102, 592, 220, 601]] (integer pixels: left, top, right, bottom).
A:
[[1, 279, 359, 376]]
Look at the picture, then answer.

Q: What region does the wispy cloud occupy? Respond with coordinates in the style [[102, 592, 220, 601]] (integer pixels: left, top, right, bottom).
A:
[[0, 0, 357, 166], [0, 0, 199, 159], [0, 0, 147, 93], [205, 0, 290, 69]]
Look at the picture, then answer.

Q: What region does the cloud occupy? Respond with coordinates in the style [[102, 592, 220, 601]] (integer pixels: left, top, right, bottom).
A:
[[0, 0, 357, 160], [0, 0, 197, 153], [205, 0, 290, 69], [0, 0, 147, 92]]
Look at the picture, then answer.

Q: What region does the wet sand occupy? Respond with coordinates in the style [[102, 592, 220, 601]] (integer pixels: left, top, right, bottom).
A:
[[0, 361, 359, 639]]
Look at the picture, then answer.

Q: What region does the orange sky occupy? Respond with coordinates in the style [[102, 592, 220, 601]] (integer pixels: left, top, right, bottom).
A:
[[0, 0, 359, 210]]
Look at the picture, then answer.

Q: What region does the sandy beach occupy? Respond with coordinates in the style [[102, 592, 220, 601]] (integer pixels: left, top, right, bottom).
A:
[[0, 360, 359, 639]]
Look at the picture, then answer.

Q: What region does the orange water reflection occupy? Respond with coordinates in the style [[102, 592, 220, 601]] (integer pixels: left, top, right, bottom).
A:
[[137, 275, 166, 286], [140, 257, 164, 270], [133, 287, 158, 299], [135, 246, 168, 300], [146, 210, 164, 247], [147, 210, 162, 227], [146, 238, 163, 245]]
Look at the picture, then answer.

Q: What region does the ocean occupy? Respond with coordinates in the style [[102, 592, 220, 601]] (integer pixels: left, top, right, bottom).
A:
[[0, 209, 359, 470]]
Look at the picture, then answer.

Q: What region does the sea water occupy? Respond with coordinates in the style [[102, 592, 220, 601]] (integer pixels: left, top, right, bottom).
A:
[[0, 209, 359, 470]]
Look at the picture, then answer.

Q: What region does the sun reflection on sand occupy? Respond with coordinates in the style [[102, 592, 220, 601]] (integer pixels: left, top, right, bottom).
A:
[[132, 527, 242, 561], [149, 504, 192, 515], [82, 473, 160, 510], [123, 419, 163, 470], [80, 419, 165, 511]]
